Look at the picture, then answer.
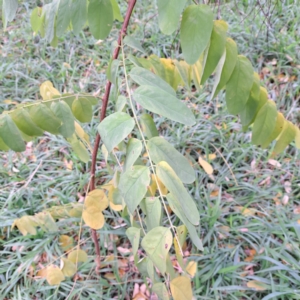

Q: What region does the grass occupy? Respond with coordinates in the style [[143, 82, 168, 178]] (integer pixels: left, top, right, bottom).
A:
[[1, 0, 300, 299]]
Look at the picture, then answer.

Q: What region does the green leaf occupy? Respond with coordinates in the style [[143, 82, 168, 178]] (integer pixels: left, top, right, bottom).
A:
[[123, 36, 146, 54], [134, 85, 195, 126], [174, 60, 192, 90], [56, 0, 72, 37], [30, 104, 62, 134], [239, 72, 261, 127], [0, 137, 9, 151], [11, 109, 44, 137], [72, 97, 93, 123], [0, 114, 25, 152], [226, 55, 254, 115], [71, 0, 87, 35], [252, 100, 277, 146], [148, 137, 195, 184], [170, 276, 193, 300], [213, 38, 238, 97], [143, 197, 162, 230], [2, 0, 18, 28], [43, 2, 58, 43], [157, 161, 199, 226], [51, 101, 75, 138], [116, 95, 127, 112], [201, 20, 228, 85], [130, 67, 175, 96], [152, 282, 170, 300], [119, 165, 151, 214], [141, 226, 172, 274], [273, 120, 296, 155], [140, 113, 159, 139], [106, 59, 119, 86], [30, 7, 44, 34], [126, 227, 141, 256], [180, 5, 213, 65], [124, 138, 143, 171], [68, 135, 90, 163], [261, 112, 285, 149], [166, 193, 203, 250], [157, 0, 187, 35], [97, 112, 135, 153], [110, 0, 123, 21], [88, 0, 113, 40]]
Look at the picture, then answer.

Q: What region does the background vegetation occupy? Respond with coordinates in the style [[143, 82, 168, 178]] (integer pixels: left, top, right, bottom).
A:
[[0, 0, 300, 299]]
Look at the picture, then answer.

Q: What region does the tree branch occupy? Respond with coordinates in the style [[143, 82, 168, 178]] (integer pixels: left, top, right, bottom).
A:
[[89, 0, 137, 272]]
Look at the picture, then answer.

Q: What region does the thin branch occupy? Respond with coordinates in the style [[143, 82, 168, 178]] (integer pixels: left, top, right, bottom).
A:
[[89, 0, 137, 270]]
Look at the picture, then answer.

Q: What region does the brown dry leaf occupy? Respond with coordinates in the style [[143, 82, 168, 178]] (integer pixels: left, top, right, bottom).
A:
[[234, 206, 256, 216], [294, 206, 300, 214], [186, 261, 197, 277], [198, 157, 213, 175], [273, 192, 282, 206], [63, 158, 73, 170], [267, 159, 281, 168], [247, 280, 269, 291]]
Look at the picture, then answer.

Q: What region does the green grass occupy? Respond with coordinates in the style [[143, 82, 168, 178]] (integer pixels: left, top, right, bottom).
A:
[[1, 0, 300, 299]]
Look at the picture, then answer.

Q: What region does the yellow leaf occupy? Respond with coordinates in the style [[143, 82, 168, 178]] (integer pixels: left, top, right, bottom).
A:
[[40, 81, 60, 100], [108, 186, 123, 212], [234, 206, 256, 216], [68, 248, 88, 264], [148, 174, 157, 196], [58, 235, 74, 252], [157, 176, 168, 196], [60, 258, 77, 277], [170, 276, 193, 300], [12, 216, 38, 236], [46, 265, 65, 285], [82, 210, 105, 230], [247, 280, 269, 291], [85, 189, 108, 212], [102, 180, 114, 191], [198, 157, 213, 175], [36, 268, 47, 278], [295, 125, 300, 149], [174, 237, 184, 268], [186, 261, 197, 277], [206, 153, 217, 161]]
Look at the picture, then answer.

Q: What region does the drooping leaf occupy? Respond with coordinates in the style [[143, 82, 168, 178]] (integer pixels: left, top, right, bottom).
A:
[[34, 211, 58, 233], [11, 109, 44, 137], [61, 258, 77, 277], [97, 112, 135, 153], [166, 193, 203, 250], [272, 120, 296, 156], [134, 85, 195, 126], [116, 95, 127, 112], [106, 59, 119, 86], [157, 161, 199, 226], [11, 215, 38, 236], [141, 226, 172, 274], [0, 137, 9, 151], [56, 0, 72, 37], [72, 97, 93, 123], [123, 36, 145, 54], [170, 276, 193, 300], [226, 55, 254, 115], [30, 104, 62, 134], [108, 186, 124, 211], [192, 56, 203, 90], [71, 0, 87, 35], [152, 282, 170, 300], [43, 2, 58, 43], [126, 227, 141, 257], [124, 138, 143, 171], [239, 72, 261, 127], [0, 114, 25, 152], [2, 0, 18, 29], [119, 165, 150, 214], [186, 260, 197, 277], [252, 100, 277, 146], [30, 7, 44, 34], [140, 114, 159, 139], [88, 0, 113, 40], [46, 265, 65, 286], [130, 67, 175, 96], [261, 112, 285, 149], [143, 197, 162, 230], [110, 0, 123, 21], [148, 137, 195, 184], [174, 60, 192, 90], [201, 20, 228, 85], [180, 5, 213, 65], [67, 248, 88, 264], [51, 101, 75, 138], [213, 38, 238, 97], [68, 134, 90, 163], [59, 235, 74, 252], [157, 0, 186, 35]]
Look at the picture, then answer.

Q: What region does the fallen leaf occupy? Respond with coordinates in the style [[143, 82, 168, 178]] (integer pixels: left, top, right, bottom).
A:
[[247, 280, 269, 291], [198, 157, 213, 175]]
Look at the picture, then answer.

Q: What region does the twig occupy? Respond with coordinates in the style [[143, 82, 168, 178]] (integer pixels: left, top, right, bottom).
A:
[[89, 0, 137, 270]]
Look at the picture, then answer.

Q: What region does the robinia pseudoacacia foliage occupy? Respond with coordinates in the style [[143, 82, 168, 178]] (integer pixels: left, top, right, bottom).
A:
[[1, 0, 300, 299]]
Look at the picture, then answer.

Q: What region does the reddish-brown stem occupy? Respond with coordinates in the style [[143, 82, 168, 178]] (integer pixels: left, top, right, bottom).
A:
[[89, 0, 137, 271]]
